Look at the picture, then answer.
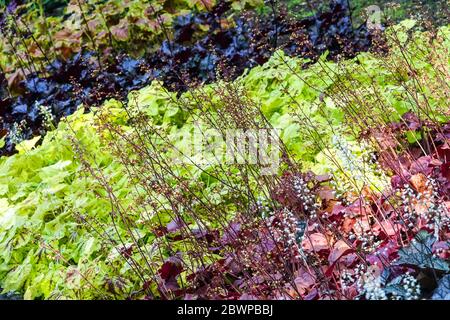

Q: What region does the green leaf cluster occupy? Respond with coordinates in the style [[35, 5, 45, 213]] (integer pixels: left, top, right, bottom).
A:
[[0, 22, 448, 299]]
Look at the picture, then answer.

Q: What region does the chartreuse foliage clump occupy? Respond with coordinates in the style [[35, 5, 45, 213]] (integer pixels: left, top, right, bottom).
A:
[[0, 22, 449, 299], [0, 106, 137, 299]]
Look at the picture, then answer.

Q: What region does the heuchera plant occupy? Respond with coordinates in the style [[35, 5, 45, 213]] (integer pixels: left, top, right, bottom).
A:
[[0, 20, 448, 299]]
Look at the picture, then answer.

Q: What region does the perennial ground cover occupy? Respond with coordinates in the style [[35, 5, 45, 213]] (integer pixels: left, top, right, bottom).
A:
[[0, 0, 379, 156], [0, 0, 449, 301]]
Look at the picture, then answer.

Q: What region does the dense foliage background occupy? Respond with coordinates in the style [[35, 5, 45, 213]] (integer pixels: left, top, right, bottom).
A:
[[0, 0, 449, 300]]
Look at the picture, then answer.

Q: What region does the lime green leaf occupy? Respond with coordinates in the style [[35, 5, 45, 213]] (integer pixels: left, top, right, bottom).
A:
[[15, 136, 41, 154]]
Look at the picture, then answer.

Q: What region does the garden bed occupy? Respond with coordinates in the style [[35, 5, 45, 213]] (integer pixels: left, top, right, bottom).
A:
[[0, 0, 381, 156], [0, 0, 448, 301]]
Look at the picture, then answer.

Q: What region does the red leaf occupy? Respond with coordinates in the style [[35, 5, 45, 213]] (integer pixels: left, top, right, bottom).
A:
[[159, 256, 183, 280], [328, 240, 353, 265], [378, 220, 401, 237], [316, 174, 332, 182], [111, 25, 129, 41], [410, 157, 432, 175], [294, 268, 316, 294], [352, 217, 371, 236], [318, 186, 335, 202], [367, 241, 399, 266], [302, 233, 329, 252], [325, 240, 354, 276]]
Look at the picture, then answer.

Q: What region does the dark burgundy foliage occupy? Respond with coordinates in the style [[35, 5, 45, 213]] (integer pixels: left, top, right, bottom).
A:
[[0, 52, 151, 155], [0, 0, 380, 156], [159, 255, 184, 293]]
